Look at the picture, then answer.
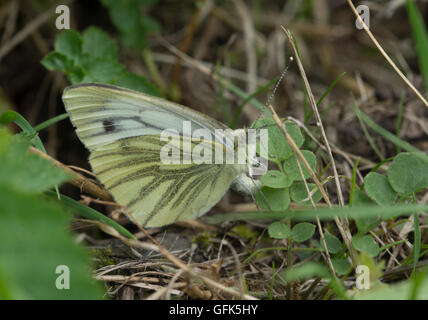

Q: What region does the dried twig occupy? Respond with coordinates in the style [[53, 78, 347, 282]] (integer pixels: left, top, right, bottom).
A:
[[281, 27, 358, 265], [29, 146, 113, 201], [0, 1, 72, 61], [346, 0, 428, 108]]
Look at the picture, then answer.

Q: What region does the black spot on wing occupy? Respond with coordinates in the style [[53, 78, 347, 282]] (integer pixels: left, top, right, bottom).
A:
[[102, 120, 116, 132]]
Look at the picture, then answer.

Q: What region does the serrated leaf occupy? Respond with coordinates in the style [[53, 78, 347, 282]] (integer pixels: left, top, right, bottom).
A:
[[251, 118, 304, 160], [268, 221, 290, 239], [364, 172, 397, 205], [388, 152, 428, 195], [291, 222, 316, 242], [55, 30, 82, 62], [82, 58, 124, 83], [81, 26, 118, 60], [100, 0, 160, 50], [260, 170, 292, 188], [283, 150, 316, 181], [290, 182, 322, 206], [255, 186, 290, 211], [352, 234, 380, 257]]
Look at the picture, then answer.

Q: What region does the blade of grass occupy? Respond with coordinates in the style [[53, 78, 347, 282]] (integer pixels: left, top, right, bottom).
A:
[[45, 191, 135, 240], [203, 203, 428, 224], [0, 110, 46, 153], [304, 72, 346, 123], [354, 103, 385, 161], [227, 81, 270, 115], [34, 113, 69, 132], [395, 90, 405, 154], [413, 211, 421, 275], [406, 0, 428, 93], [230, 77, 278, 129], [349, 157, 360, 206], [353, 106, 426, 157], [215, 63, 231, 126], [269, 261, 275, 300], [401, 247, 428, 267]]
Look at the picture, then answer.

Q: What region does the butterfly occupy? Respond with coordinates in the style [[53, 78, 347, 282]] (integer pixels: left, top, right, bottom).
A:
[[62, 83, 263, 228]]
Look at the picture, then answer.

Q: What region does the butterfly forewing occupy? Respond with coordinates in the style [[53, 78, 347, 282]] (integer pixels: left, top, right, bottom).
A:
[[62, 83, 232, 151]]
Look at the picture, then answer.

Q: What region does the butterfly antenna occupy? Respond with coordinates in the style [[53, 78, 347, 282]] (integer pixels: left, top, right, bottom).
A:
[[265, 56, 294, 109]]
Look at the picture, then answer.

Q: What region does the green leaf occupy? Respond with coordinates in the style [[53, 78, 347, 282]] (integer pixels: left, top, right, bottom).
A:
[[283, 150, 316, 181], [81, 26, 118, 60], [290, 182, 322, 206], [114, 72, 161, 96], [260, 170, 292, 188], [352, 189, 380, 233], [41, 27, 160, 92], [277, 262, 330, 283], [100, 0, 160, 50], [352, 188, 375, 206], [40, 52, 69, 71], [46, 191, 135, 240], [0, 133, 70, 193], [331, 258, 351, 276], [251, 118, 304, 160], [55, 30, 82, 62], [352, 234, 380, 257], [291, 222, 316, 242], [364, 172, 397, 205], [388, 153, 428, 195], [354, 269, 428, 300], [406, 0, 428, 93], [255, 186, 290, 211], [0, 186, 103, 299], [353, 107, 424, 155], [324, 232, 342, 254], [268, 221, 290, 239], [82, 58, 124, 83], [41, 52, 84, 84]]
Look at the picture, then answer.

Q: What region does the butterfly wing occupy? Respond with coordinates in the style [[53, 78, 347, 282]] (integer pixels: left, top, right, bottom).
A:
[[62, 83, 232, 151], [62, 83, 245, 227], [90, 135, 242, 227]]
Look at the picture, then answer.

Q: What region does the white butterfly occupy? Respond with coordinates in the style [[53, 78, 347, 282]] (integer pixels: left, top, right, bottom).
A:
[[63, 83, 263, 227]]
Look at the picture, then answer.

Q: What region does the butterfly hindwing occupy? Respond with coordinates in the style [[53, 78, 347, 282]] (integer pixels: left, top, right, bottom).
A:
[[90, 135, 242, 227]]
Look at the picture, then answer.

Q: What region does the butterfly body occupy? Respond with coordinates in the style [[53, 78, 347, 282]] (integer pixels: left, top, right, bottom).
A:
[[63, 83, 255, 227]]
